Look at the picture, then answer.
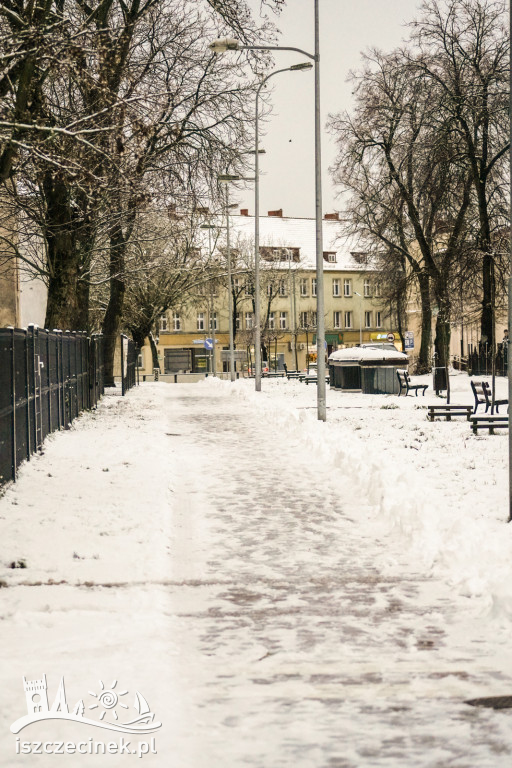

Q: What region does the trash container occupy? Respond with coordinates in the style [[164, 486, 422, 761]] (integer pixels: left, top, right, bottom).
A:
[[433, 367, 447, 393]]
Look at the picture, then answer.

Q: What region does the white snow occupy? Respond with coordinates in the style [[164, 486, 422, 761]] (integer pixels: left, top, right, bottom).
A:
[[328, 346, 409, 362], [0, 374, 511, 766]]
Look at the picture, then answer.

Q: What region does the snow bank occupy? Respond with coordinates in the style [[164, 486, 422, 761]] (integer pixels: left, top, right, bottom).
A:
[[202, 375, 511, 625]]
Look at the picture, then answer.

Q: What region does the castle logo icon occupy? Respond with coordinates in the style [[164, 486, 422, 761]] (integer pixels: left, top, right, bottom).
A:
[[11, 676, 162, 735]]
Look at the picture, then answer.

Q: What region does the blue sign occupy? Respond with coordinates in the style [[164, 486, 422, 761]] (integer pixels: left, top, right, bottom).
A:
[[204, 338, 214, 350], [404, 331, 414, 350]]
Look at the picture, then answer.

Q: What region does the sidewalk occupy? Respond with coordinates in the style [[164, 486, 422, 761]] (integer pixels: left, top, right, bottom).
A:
[[1, 380, 512, 766]]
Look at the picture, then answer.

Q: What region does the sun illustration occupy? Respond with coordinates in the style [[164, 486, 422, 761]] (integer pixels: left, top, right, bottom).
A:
[[88, 680, 129, 721]]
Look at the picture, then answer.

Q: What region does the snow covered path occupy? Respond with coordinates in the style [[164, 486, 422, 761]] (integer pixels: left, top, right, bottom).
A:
[[164, 383, 512, 767], [1, 380, 512, 766]]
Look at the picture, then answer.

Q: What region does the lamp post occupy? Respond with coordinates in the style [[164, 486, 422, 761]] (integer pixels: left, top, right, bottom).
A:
[[253, 63, 312, 392], [200, 224, 218, 375], [354, 291, 363, 345], [217, 174, 254, 382], [210, 0, 326, 421]]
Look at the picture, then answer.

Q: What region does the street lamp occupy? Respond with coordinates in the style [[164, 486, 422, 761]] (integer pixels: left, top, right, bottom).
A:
[[354, 291, 363, 345], [217, 174, 255, 382], [216, 180, 239, 381], [200, 223, 220, 376], [253, 62, 312, 393], [209, 0, 327, 421]]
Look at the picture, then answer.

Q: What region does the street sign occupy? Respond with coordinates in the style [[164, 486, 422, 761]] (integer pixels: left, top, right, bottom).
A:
[[220, 350, 247, 361], [386, 332, 395, 342], [404, 331, 414, 350], [204, 338, 214, 350]]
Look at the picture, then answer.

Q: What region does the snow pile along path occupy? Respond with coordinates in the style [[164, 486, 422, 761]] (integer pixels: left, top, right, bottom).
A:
[[216, 374, 512, 624]]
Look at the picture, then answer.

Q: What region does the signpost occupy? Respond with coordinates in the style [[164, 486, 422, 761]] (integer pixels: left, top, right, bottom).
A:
[[386, 332, 395, 343], [404, 331, 414, 350]]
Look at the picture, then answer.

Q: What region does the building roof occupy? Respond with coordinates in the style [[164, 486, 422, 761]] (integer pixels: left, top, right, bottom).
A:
[[221, 213, 375, 273]]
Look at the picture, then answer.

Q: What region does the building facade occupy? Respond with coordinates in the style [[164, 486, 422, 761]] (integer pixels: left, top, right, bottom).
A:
[[139, 211, 399, 376]]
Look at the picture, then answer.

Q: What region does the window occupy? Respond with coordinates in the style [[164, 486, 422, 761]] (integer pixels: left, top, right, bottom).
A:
[[374, 282, 382, 298], [332, 279, 341, 297], [363, 278, 371, 297], [159, 316, 168, 331], [279, 311, 287, 330], [376, 311, 382, 328], [333, 311, 341, 329], [209, 312, 218, 331], [300, 278, 309, 297], [279, 279, 287, 296], [324, 251, 337, 263], [196, 312, 205, 331], [343, 279, 352, 297], [137, 353, 143, 368], [312, 278, 317, 297], [235, 312, 241, 331], [172, 313, 181, 331], [245, 312, 253, 330], [299, 311, 308, 328], [268, 312, 275, 330], [344, 311, 352, 329], [232, 277, 241, 292], [311, 311, 317, 326], [364, 311, 372, 329], [245, 281, 252, 297]]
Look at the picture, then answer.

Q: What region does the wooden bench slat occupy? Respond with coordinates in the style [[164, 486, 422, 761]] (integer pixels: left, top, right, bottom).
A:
[[427, 405, 472, 421]]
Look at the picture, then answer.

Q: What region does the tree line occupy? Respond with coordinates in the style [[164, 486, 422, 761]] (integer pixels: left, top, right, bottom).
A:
[[0, 0, 283, 383], [328, 0, 509, 372]]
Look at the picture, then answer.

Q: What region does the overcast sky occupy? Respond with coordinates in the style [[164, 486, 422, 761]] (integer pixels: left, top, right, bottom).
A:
[[234, 0, 425, 219]]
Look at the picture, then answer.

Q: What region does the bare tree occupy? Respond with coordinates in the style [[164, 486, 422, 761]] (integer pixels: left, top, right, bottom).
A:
[[408, 0, 509, 347], [329, 46, 474, 372]]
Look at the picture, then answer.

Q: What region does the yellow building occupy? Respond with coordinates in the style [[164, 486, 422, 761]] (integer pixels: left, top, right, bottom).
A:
[[139, 211, 399, 377]]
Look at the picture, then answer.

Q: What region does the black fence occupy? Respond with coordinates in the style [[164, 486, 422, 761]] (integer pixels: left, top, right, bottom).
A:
[[466, 344, 508, 377], [0, 327, 104, 486], [120, 334, 138, 395]]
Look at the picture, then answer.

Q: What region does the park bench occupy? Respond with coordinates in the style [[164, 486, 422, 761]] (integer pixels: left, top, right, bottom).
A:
[[470, 414, 509, 435], [396, 369, 428, 397], [286, 371, 302, 380], [470, 380, 508, 414], [262, 371, 286, 378], [304, 374, 330, 385], [427, 404, 473, 421]]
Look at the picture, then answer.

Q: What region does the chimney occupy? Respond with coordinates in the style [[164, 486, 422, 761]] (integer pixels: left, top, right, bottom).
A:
[[240, 208, 249, 216], [268, 209, 283, 217], [324, 212, 339, 220]]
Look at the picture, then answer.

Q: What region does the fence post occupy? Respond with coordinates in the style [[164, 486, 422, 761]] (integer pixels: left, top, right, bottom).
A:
[[46, 330, 52, 432], [24, 327, 31, 460], [10, 327, 16, 481], [121, 334, 125, 396]]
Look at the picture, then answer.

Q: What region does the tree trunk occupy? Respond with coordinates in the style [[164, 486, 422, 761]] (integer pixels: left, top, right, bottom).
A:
[[149, 332, 160, 370], [102, 229, 126, 386], [416, 271, 432, 374], [434, 309, 451, 370], [43, 174, 81, 331], [480, 250, 494, 347]]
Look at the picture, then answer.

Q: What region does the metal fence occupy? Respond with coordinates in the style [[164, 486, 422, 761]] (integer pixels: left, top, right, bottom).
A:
[[120, 334, 138, 395], [0, 327, 104, 486], [466, 344, 508, 377]]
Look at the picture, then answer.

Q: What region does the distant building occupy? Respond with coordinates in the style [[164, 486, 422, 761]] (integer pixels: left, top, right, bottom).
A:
[[139, 209, 398, 376]]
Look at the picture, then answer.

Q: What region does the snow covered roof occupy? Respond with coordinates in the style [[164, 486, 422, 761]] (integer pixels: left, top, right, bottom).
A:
[[329, 346, 409, 363], [227, 214, 375, 273]]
